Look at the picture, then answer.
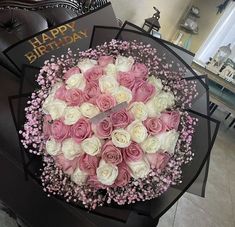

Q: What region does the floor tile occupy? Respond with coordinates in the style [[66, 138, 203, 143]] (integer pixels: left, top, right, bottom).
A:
[[158, 203, 177, 227], [174, 197, 217, 227], [182, 139, 234, 225], [0, 210, 18, 227], [165, 109, 235, 227]]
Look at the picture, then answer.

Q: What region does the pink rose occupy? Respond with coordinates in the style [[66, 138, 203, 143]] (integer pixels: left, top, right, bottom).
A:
[[110, 109, 131, 128], [131, 63, 148, 80], [65, 88, 85, 106], [64, 67, 81, 80], [132, 81, 155, 103], [144, 117, 166, 135], [160, 111, 180, 130], [55, 85, 67, 101], [117, 71, 136, 89], [84, 81, 101, 104], [51, 120, 70, 141], [70, 118, 92, 143], [146, 152, 170, 170], [54, 154, 79, 175], [94, 117, 113, 139], [88, 175, 106, 189], [43, 115, 52, 139], [84, 66, 103, 82], [88, 97, 98, 106], [96, 94, 116, 112], [98, 56, 114, 67], [123, 142, 143, 163], [101, 141, 122, 165], [78, 153, 100, 175], [115, 163, 131, 187], [85, 81, 101, 99]]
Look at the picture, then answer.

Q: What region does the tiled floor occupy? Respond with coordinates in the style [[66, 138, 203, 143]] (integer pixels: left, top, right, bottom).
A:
[[158, 109, 235, 227]]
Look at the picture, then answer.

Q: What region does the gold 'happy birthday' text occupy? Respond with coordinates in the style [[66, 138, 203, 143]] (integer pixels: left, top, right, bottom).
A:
[[24, 22, 88, 64]]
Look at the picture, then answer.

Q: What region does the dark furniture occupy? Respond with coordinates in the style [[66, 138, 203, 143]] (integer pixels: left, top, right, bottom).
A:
[[0, 0, 108, 75], [192, 61, 235, 127]]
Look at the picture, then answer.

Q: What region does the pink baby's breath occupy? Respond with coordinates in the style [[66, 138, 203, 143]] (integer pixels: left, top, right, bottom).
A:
[[21, 41, 198, 209]]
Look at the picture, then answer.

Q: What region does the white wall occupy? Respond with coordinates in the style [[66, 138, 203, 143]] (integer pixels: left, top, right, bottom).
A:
[[110, 0, 193, 40]]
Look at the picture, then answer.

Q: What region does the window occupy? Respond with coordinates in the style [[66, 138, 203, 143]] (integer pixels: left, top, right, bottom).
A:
[[194, 2, 235, 65]]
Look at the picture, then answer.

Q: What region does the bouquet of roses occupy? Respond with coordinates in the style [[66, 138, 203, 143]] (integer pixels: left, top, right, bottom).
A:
[[20, 40, 197, 209]]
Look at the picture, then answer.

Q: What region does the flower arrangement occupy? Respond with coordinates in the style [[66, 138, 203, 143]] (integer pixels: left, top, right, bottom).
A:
[[20, 40, 197, 209]]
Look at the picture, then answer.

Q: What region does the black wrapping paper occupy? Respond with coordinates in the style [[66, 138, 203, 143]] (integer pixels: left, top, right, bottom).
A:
[[9, 22, 219, 223]]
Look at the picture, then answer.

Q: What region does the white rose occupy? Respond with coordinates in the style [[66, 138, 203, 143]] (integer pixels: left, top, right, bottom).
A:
[[77, 58, 97, 73], [66, 73, 86, 90], [128, 159, 150, 179], [63, 106, 81, 125], [129, 102, 148, 121], [145, 91, 175, 116], [111, 129, 131, 148], [104, 63, 117, 77], [42, 94, 54, 110], [80, 102, 100, 119], [45, 138, 61, 156], [141, 136, 161, 153], [154, 91, 175, 113], [71, 167, 88, 185], [145, 98, 159, 118], [81, 136, 101, 156], [113, 86, 132, 104], [96, 160, 118, 185], [127, 120, 148, 143], [157, 129, 179, 153], [43, 99, 67, 120], [115, 55, 134, 72], [99, 75, 119, 94], [147, 76, 163, 94], [50, 82, 63, 95], [62, 138, 81, 160]]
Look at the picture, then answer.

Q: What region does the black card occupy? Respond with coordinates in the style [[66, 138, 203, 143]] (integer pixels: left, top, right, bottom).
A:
[[4, 3, 117, 72]]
